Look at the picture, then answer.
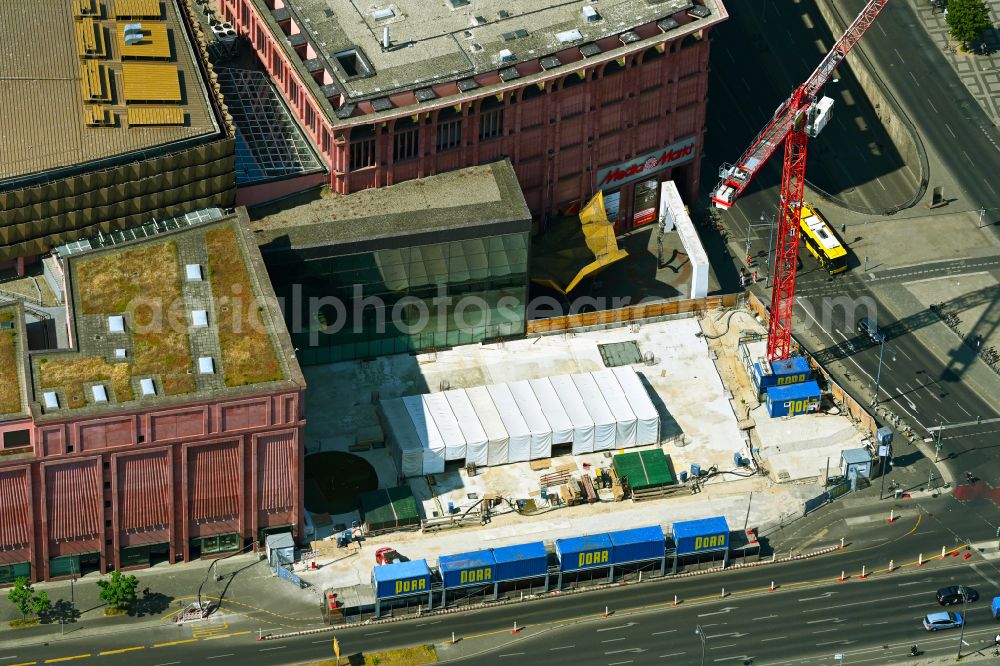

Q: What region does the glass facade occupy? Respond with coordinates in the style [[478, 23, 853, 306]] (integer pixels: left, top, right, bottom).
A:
[[273, 232, 529, 365], [0, 562, 30, 584]]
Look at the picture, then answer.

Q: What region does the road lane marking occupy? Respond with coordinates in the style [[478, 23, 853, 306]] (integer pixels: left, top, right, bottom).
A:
[[651, 630, 676, 635], [813, 628, 840, 634], [806, 618, 837, 624], [259, 646, 286, 652], [608, 661, 633, 666], [364, 630, 390, 636], [206, 655, 234, 660], [798, 592, 836, 602], [659, 653, 686, 658], [751, 614, 778, 621], [498, 654, 524, 658], [10, 663, 36, 666], [550, 646, 575, 651], [908, 70, 920, 86], [945, 123, 956, 138], [153, 662, 181, 666], [601, 637, 626, 643], [709, 644, 737, 650], [928, 98, 938, 113], [43, 658, 90, 664], [963, 150, 974, 165], [760, 636, 786, 642], [153, 640, 197, 648], [203, 632, 250, 640], [803, 591, 926, 612], [99, 647, 144, 655], [597, 623, 636, 632]]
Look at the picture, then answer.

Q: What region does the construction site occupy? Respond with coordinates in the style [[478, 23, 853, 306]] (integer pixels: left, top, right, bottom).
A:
[[292, 304, 872, 618]]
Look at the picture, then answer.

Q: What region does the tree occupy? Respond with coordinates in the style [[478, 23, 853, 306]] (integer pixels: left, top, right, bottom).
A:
[[946, 0, 993, 49], [30, 591, 50, 619], [6, 577, 33, 621], [96, 571, 138, 611]]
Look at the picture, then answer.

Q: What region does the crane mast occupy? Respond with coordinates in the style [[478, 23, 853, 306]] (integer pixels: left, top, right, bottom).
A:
[[711, 0, 890, 360]]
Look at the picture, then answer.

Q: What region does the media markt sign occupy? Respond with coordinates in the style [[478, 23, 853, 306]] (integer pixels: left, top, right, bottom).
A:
[[596, 136, 697, 191]]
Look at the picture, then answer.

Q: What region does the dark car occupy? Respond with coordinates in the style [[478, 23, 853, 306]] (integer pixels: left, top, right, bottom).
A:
[[857, 317, 886, 344], [937, 585, 978, 606]]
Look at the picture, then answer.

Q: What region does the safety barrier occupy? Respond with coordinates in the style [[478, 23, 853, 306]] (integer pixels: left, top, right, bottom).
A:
[[527, 294, 738, 335]]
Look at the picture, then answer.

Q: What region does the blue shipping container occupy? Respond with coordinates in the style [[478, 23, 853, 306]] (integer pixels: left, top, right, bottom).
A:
[[372, 559, 431, 599], [673, 516, 729, 556], [556, 533, 613, 572], [492, 541, 548, 582], [754, 356, 810, 392], [438, 549, 496, 589], [766, 380, 821, 418], [608, 525, 665, 565]]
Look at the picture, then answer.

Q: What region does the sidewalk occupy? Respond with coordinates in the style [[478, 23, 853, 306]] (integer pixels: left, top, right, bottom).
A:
[[0, 552, 323, 648]]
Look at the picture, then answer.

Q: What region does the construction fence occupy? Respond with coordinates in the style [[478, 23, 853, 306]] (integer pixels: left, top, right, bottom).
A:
[[527, 294, 739, 335]]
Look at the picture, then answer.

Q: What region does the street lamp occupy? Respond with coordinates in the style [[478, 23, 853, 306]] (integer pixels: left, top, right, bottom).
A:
[[872, 340, 895, 406], [695, 624, 706, 666]]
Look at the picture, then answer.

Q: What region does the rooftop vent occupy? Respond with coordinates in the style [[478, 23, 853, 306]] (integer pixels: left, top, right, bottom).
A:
[[447, 0, 470, 7], [43, 392, 59, 410], [123, 22, 143, 46], [92, 384, 109, 403], [371, 7, 395, 20], [140, 378, 156, 396], [470, 15, 486, 26], [556, 28, 583, 43], [108, 315, 125, 333], [185, 263, 202, 281], [192, 310, 208, 328], [688, 5, 711, 18], [498, 9, 510, 18], [470, 42, 483, 52], [498, 48, 516, 63], [199, 356, 215, 374], [581, 5, 600, 22], [114, 348, 127, 359]]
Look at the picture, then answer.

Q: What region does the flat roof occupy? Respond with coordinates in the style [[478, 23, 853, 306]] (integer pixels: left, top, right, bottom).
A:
[[372, 559, 431, 582], [253, 0, 727, 120], [0, 0, 220, 185], [30, 208, 304, 420], [0, 303, 30, 422], [252, 160, 531, 258], [672, 516, 729, 539]]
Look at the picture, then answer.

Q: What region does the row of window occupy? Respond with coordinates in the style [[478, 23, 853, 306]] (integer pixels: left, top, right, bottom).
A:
[[349, 108, 505, 170]]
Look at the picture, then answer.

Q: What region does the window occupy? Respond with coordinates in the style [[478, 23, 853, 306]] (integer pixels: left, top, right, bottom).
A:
[[349, 129, 376, 170], [479, 104, 504, 141], [0, 562, 29, 584], [194, 533, 241, 555], [436, 111, 463, 152], [2, 429, 30, 449], [393, 120, 420, 161]]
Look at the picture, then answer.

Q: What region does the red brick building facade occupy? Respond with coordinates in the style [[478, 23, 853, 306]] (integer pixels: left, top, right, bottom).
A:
[[220, 0, 728, 231], [0, 210, 305, 583]]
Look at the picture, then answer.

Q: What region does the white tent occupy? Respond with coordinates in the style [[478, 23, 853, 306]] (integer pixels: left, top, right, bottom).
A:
[[591, 370, 638, 448], [443, 389, 489, 467], [402, 395, 446, 474], [611, 367, 660, 446], [571, 373, 617, 451], [465, 386, 510, 466], [486, 384, 532, 463], [528, 377, 574, 445], [548, 375, 595, 453], [508, 380, 554, 459], [424, 392, 467, 461], [381, 398, 426, 477]]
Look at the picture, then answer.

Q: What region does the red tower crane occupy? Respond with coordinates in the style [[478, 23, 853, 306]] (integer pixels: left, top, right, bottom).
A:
[[711, 0, 890, 361]]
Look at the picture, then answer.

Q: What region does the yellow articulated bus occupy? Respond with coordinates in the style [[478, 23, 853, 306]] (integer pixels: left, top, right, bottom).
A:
[[800, 202, 847, 274]]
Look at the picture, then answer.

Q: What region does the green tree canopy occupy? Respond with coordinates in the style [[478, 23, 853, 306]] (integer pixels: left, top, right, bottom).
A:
[[946, 0, 993, 48], [96, 571, 139, 611]]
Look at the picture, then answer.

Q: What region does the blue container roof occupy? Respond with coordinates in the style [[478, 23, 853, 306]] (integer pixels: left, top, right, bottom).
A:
[[767, 380, 821, 402], [673, 516, 729, 539], [372, 559, 430, 582], [770, 356, 809, 375], [608, 525, 664, 546], [841, 447, 871, 465], [556, 533, 612, 556], [493, 541, 547, 563], [439, 549, 496, 572]]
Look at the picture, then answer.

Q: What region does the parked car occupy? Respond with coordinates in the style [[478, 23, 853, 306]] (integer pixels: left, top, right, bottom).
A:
[[857, 317, 886, 344], [937, 585, 979, 605], [923, 611, 964, 631], [375, 547, 402, 566]]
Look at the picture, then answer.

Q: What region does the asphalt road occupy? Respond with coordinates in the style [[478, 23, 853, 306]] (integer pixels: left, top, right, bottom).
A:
[[8, 493, 998, 666], [702, 0, 1000, 487]]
